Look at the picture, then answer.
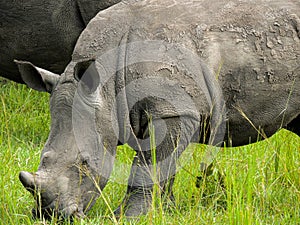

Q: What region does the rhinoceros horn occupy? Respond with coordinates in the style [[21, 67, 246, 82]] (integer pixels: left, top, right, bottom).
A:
[[19, 171, 37, 193]]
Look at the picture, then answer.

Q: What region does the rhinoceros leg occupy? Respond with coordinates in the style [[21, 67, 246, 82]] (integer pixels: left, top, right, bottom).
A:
[[287, 114, 300, 137], [115, 116, 199, 217]]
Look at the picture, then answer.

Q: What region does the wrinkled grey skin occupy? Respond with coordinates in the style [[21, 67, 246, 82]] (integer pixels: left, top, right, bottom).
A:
[[0, 0, 121, 83], [14, 0, 299, 219]]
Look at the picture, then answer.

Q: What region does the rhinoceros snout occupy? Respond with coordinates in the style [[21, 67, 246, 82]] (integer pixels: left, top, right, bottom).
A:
[[19, 171, 85, 219]]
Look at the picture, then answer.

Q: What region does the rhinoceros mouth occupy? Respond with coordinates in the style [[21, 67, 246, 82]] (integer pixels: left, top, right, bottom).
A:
[[61, 203, 85, 218], [32, 201, 83, 219], [32, 198, 58, 219]]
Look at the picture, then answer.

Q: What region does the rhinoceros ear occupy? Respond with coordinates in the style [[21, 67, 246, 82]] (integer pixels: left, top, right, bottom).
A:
[[14, 60, 59, 93], [74, 59, 99, 93]]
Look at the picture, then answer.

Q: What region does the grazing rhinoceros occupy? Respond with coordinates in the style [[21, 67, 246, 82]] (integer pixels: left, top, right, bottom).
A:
[[13, 0, 299, 219], [0, 0, 121, 83]]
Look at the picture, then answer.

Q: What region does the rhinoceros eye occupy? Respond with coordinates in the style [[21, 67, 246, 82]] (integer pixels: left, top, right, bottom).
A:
[[41, 152, 54, 167]]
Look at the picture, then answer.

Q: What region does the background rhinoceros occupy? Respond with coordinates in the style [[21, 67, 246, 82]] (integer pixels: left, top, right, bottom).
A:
[[0, 0, 121, 83], [7, 0, 300, 219]]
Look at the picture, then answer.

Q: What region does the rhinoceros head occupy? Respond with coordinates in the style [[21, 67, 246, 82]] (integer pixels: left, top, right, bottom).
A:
[[15, 60, 116, 219]]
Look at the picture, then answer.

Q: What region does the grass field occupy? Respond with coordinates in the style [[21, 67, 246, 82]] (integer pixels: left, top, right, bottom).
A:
[[1, 79, 299, 225]]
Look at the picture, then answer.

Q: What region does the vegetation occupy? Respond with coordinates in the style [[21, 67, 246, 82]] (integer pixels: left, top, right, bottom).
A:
[[1, 79, 299, 224]]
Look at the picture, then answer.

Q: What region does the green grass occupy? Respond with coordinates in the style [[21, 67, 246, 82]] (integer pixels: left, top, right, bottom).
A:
[[1, 79, 299, 224]]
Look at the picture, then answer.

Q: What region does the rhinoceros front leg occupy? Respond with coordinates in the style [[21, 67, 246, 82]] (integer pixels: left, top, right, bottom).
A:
[[115, 116, 199, 217], [287, 114, 300, 137]]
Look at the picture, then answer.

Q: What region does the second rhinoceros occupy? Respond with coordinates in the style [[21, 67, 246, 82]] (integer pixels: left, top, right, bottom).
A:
[[0, 0, 121, 83], [14, 0, 299, 219]]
